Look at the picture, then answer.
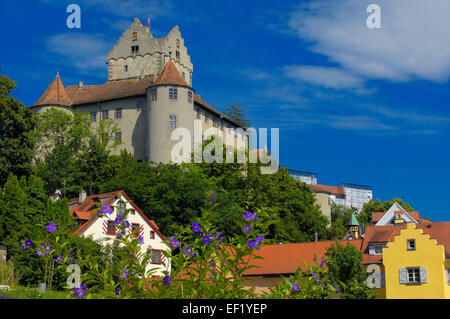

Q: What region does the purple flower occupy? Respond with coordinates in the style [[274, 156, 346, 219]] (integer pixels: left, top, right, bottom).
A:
[[211, 192, 216, 202], [114, 216, 123, 226], [56, 254, 63, 264], [45, 221, 59, 233], [25, 240, 33, 247], [21, 240, 33, 251], [37, 243, 52, 257], [211, 232, 219, 239], [169, 236, 179, 248], [68, 254, 73, 263], [320, 258, 326, 268], [184, 246, 196, 258], [71, 284, 87, 298], [119, 269, 128, 280], [247, 240, 257, 249], [293, 282, 300, 291], [116, 230, 125, 240], [138, 235, 144, 245], [312, 272, 321, 281], [123, 220, 130, 228], [252, 212, 258, 222], [215, 235, 224, 243], [115, 288, 120, 296], [243, 225, 251, 234], [255, 235, 264, 243], [197, 231, 204, 237], [203, 235, 211, 244], [191, 222, 200, 233], [101, 205, 112, 215], [163, 275, 171, 286], [243, 211, 253, 220]]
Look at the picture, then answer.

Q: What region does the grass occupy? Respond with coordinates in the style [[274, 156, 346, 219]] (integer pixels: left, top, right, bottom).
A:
[[0, 261, 21, 287], [0, 286, 69, 299]]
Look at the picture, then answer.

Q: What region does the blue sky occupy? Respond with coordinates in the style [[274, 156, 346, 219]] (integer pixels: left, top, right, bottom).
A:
[[1, 0, 449, 221]]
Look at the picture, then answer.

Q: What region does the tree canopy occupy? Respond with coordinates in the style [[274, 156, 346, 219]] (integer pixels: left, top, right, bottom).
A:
[[223, 102, 251, 128]]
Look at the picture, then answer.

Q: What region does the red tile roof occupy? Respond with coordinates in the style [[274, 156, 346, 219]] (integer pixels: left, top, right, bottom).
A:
[[309, 184, 344, 196], [33, 74, 72, 107], [151, 60, 190, 88], [242, 240, 362, 276]]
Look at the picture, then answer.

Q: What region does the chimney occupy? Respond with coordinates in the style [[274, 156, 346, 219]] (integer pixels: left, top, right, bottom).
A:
[[79, 81, 83, 88], [79, 190, 86, 204], [314, 232, 318, 242]]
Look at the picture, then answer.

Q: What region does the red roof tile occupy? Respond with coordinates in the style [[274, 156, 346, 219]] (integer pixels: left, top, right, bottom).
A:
[[310, 184, 344, 196], [33, 75, 72, 107], [151, 60, 190, 88], [243, 240, 362, 276]]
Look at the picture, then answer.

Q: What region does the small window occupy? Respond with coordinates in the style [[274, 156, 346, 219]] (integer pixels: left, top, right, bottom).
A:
[[131, 223, 141, 238], [115, 108, 122, 119], [374, 246, 383, 255], [106, 221, 115, 235], [169, 115, 176, 129], [131, 209, 135, 215], [150, 231, 155, 239], [115, 131, 122, 142], [150, 88, 157, 101], [220, 121, 224, 131], [102, 110, 109, 119], [124, 65, 128, 72], [176, 39, 180, 48], [150, 250, 161, 264], [188, 91, 193, 104], [132, 32, 137, 41], [169, 88, 178, 100], [131, 45, 139, 54], [176, 51, 180, 59], [91, 112, 97, 123], [195, 107, 200, 119], [407, 268, 421, 284], [407, 239, 416, 251], [137, 100, 144, 111], [205, 113, 209, 124]]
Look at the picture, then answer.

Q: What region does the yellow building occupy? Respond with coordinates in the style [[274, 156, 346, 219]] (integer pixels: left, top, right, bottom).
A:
[[362, 218, 450, 299]]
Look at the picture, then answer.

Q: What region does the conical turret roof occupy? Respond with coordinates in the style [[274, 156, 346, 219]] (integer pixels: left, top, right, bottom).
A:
[[151, 60, 191, 88], [33, 73, 72, 107]]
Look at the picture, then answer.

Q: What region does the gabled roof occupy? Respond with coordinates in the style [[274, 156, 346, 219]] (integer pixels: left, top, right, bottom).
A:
[[151, 60, 190, 88], [374, 202, 419, 226], [33, 74, 72, 107], [242, 240, 362, 276], [70, 190, 165, 240]]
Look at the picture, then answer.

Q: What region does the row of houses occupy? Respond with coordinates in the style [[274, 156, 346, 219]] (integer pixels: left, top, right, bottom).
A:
[[66, 190, 449, 299]]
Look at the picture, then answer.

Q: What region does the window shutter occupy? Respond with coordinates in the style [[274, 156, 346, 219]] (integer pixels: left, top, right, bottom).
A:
[[380, 272, 385, 287], [369, 246, 375, 255], [399, 268, 407, 284], [420, 268, 427, 283]]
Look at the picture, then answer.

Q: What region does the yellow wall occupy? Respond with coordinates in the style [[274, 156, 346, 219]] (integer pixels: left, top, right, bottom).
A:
[[383, 223, 447, 299]]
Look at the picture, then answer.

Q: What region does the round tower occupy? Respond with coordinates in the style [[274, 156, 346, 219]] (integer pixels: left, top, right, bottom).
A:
[[146, 60, 194, 163], [31, 71, 73, 114]]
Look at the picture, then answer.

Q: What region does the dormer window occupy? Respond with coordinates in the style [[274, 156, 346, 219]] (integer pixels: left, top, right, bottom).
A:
[[131, 45, 139, 54]]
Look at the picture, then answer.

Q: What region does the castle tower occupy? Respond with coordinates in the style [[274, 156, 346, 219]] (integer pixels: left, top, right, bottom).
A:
[[32, 71, 73, 114], [107, 18, 193, 86], [146, 60, 194, 163]]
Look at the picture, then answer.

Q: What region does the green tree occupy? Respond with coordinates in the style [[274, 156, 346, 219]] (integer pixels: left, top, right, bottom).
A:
[[325, 203, 358, 240], [358, 198, 413, 226], [325, 241, 376, 299], [223, 102, 250, 128], [0, 71, 36, 185]]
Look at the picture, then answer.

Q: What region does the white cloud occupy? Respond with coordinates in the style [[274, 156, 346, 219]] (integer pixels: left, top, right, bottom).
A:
[[288, 0, 450, 84], [46, 33, 109, 72], [283, 65, 364, 89]]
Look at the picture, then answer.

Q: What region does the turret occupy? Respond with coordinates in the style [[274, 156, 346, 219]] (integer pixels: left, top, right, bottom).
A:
[[146, 60, 194, 163], [31, 71, 73, 114]]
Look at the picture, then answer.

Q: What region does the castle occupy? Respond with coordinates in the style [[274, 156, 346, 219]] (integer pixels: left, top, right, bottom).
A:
[[32, 18, 247, 163]]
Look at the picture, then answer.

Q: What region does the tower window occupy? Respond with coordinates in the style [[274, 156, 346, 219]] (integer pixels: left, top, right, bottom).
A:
[[132, 32, 137, 41], [169, 115, 177, 129], [124, 65, 128, 72], [176, 51, 180, 59], [102, 110, 109, 119], [115, 108, 122, 119], [205, 113, 209, 124], [131, 45, 139, 54], [91, 112, 97, 123], [195, 107, 200, 119], [169, 88, 178, 100], [150, 88, 157, 101], [115, 131, 122, 142], [188, 91, 193, 104]]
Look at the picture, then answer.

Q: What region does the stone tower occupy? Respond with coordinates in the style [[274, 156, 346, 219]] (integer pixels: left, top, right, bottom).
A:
[[146, 60, 194, 163], [107, 18, 193, 86]]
